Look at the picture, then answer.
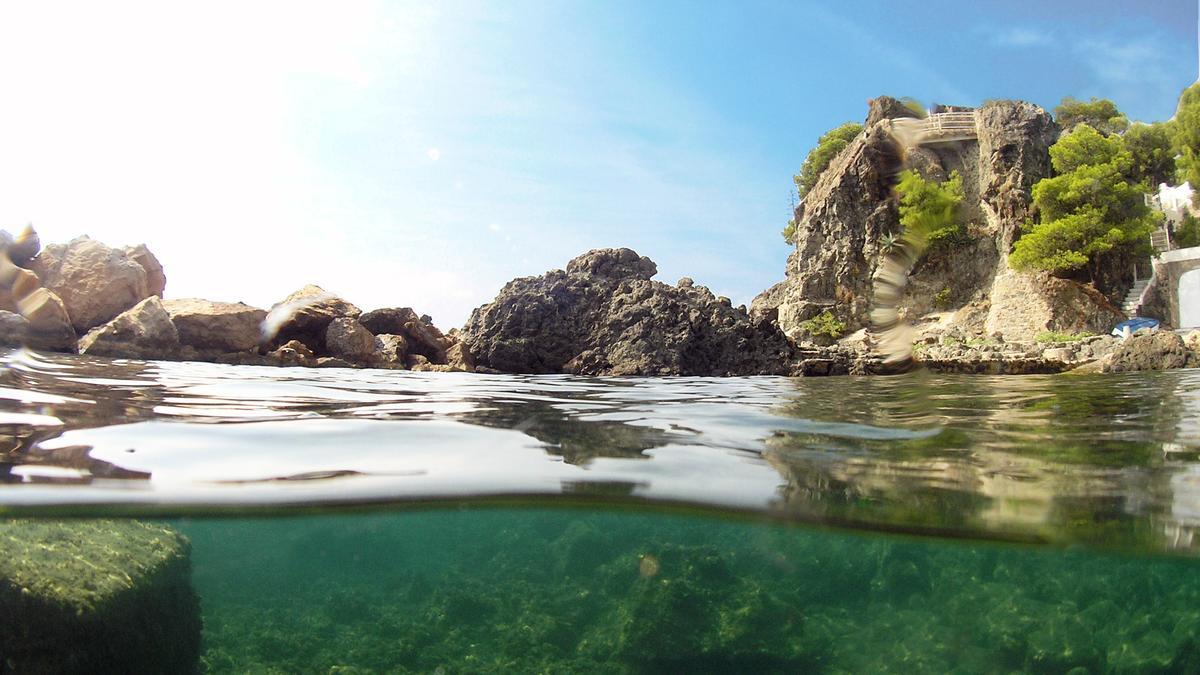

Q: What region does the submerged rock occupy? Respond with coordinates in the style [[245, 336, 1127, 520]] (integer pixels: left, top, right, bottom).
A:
[[78, 296, 180, 359], [463, 248, 793, 376], [0, 519, 201, 673]]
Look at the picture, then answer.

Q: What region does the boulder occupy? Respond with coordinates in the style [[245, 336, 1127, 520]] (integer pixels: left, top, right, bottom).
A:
[[403, 318, 451, 362], [28, 236, 151, 332], [163, 298, 267, 353], [0, 311, 29, 347], [262, 285, 360, 352], [373, 334, 409, 369], [0, 519, 201, 673], [325, 317, 375, 361], [78, 296, 180, 359], [463, 248, 794, 376], [123, 244, 167, 297], [1103, 332, 1198, 373], [16, 288, 76, 352], [267, 339, 316, 367], [445, 342, 475, 372], [359, 307, 420, 335], [985, 271, 1124, 342]]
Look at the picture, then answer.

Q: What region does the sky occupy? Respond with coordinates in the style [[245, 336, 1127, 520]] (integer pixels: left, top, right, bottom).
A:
[[0, 0, 1197, 327]]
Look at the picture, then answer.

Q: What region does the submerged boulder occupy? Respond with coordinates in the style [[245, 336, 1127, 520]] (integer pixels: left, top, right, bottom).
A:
[[0, 519, 201, 673], [463, 248, 793, 376], [28, 236, 155, 332], [163, 298, 266, 354], [78, 296, 180, 359]]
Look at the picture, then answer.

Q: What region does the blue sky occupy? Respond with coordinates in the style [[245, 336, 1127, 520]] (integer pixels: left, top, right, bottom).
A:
[[0, 1, 1196, 326]]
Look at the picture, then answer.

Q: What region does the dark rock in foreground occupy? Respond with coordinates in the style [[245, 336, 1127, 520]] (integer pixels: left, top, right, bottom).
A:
[[463, 248, 794, 376], [1103, 331, 1198, 373], [0, 519, 201, 673]]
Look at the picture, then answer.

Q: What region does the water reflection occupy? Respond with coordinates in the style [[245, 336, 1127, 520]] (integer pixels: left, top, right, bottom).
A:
[[3, 348, 1200, 554]]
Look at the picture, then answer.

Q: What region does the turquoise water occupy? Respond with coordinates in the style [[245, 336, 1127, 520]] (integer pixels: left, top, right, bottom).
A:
[[4, 348, 1200, 671]]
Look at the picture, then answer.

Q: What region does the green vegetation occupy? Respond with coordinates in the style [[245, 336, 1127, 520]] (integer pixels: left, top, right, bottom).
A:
[[894, 169, 965, 251], [878, 231, 900, 254], [786, 122, 863, 244], [1123, 122, 1176, 188], [1173, 83, 1200, 194], [1035, 331, 1095, 343], [1054, 96, 1129, 135], [1176, 213, 1200, 249], [932, 287, 952, 309], [781, 217, 797, 246], [801, 310, 845, 340], [1010, 125, 1159, 281]]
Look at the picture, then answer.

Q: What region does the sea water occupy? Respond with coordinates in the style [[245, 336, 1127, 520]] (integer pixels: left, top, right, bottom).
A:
[[3, 348, 1200, 673]]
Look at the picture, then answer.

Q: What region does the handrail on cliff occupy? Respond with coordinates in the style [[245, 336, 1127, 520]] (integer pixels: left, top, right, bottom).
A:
[[888, 112, 979, 147]]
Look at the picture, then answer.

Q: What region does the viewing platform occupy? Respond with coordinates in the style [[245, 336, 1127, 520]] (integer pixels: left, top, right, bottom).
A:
[[890, 111, 978, 146]]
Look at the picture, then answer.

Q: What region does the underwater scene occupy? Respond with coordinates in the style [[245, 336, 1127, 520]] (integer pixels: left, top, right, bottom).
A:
[[5, 349, 1200, 672]]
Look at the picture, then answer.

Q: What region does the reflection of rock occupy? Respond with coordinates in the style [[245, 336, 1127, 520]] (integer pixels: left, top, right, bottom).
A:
[[78, 296, 180, 359], [0, 519, 201, 673], [28, 236, 153, 332], [456, 402, 683, 464]]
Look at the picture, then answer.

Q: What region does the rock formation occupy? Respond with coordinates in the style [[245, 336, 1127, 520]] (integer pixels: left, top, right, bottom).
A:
[[463, 248, 794, 376], [28, 236, 154, 332], [163, 298, 266, 354], [753, 97, 1121, 347], [78, 296, 180, 359]]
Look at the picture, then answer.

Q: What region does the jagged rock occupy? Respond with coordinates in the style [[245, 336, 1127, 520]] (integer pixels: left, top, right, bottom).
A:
[[123, 244, 166, 297], [359, 307, 420, 335], [8, 224, 40, 266], [16, 288, 75, 352], [985, 271, 1124, 342], [163, 299, 267, 353], [324, 317, 374, 361], [27, 236, 151, 332], [78, 296, 180, 359], [267, 339, 315, 367], [262, 285, 360, 352], [0, 311, 29, 347], [865, 95, 920, 126], [464, 248, 794, 376], [1103, 332, 1198, 373], [373, 334, 409, 368], [445, 342, 475, 372], [403, 318, 451, 362]]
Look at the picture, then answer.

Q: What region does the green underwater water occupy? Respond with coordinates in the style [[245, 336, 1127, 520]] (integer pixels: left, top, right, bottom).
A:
[[172, 507, 1200, 674]]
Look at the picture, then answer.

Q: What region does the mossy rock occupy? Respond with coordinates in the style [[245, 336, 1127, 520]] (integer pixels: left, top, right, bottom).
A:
[[0, 519, 201, 674]]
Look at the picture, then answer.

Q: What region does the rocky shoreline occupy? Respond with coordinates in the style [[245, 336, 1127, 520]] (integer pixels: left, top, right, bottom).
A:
[[0, 226, 1195, 377]]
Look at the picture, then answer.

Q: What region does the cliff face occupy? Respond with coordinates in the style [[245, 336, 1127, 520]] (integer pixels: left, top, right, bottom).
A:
[[753, 97, 1124, 341]]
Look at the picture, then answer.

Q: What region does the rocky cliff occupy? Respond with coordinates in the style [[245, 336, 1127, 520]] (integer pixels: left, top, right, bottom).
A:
[[753, 96, 1125, 344]]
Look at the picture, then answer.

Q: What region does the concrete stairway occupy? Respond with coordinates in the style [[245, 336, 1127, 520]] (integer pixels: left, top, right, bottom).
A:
[[1151, 229, 1170, 252], [1123, 278, 1150, 316]]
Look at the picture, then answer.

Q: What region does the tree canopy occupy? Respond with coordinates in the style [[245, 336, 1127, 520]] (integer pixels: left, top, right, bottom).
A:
[[1054, 97, 1129, 136], [1123, 122, 1176, 188], [1172, 83, 1200, 191], [894, 169, 964, 251], [1010, 125, 1158, 281], [784, 121, 863, 244]]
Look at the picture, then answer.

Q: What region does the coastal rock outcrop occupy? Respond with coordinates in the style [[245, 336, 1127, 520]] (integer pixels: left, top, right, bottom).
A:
[[752, 97, 1118, 347], [463, 248, 794, 376], [78, 296, 180, 359], [17, 288, 76, 352], [123, 244, 166, 297], [262, 285, 361, 352], [325, 317, 375, 361], [163, 299, 267, 354], [27, 236, 154, 332], [1103, 332, 1198, 373]]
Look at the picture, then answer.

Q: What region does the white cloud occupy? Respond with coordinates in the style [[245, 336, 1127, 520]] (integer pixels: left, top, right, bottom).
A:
[[991, 27, 1053, 48]]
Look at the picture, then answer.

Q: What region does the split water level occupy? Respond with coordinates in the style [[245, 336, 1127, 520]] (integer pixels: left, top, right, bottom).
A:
[[3, 348, 1200, 672]]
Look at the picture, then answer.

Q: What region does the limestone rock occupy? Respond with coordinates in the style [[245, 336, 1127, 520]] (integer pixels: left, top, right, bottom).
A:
[[315, 356, 356, 368], [373, 334, 409, 368], [359, 307, 420, 335], [445, 342, 475, 372], [28, 236, 151, 332], [0, 311, 29, 347], [262, 285, 360, 352], [163, 298, 267, 353], [464, 248, 794, 376], [16, 288, 76, 352], [123, 244, 167, 297], [78, 296, 180, 359], [403, 318, 451, 362], [406, 353, 430, 369], [324, 317, 375, 361], [1104, 332, 1198, 373], [985, 271, 1124, 342]]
